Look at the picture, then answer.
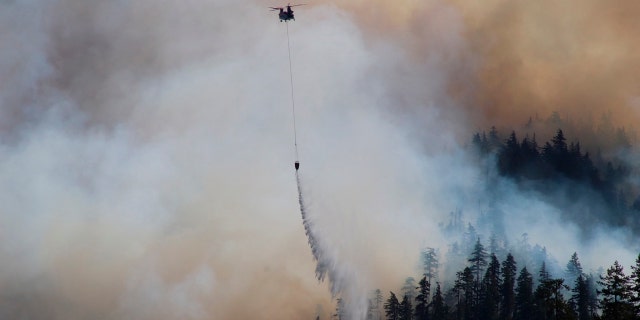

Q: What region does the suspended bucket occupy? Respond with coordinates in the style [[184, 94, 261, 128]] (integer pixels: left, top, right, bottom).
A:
[[295, 161, 300, 170]]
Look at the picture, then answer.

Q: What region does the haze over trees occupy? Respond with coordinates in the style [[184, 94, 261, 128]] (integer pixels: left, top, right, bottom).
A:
[[471, 120, 640, 232], [372, 244, 640, 320], [356, 115, 640, 320]]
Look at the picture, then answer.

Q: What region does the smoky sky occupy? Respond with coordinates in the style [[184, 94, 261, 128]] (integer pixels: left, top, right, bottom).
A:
[[325, 0, 640, 131], [1, 1, 639, 319]]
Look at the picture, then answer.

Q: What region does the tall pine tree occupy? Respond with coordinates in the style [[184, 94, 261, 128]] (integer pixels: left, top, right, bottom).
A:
[[629, 254, 640, 317], [400, 295, 414, 320], [500, 253, 517, 320], [431, 283, 448, 320], [385, 292, 401, 320], [514, 267, 534, 320], [566, 252, 583, 286], [480, 254, 501, 320], [422, 247, 439, 288], [469, 238, 489, 307], [415, 276, 430, 320], [454, 267, 475, 320], [571, 274, 591, 320], [598, 261, 634, 320]]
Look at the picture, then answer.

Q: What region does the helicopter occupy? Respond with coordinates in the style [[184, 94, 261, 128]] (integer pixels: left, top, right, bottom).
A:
[[269, 3, 305, 22]]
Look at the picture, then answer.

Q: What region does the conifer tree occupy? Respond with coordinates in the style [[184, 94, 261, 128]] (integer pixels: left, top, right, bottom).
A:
[[629, 253, 640, 316], [480, 254, 501, 320], [431, 283, 448, 320], [469, 238, 488, 304], [500, 253, 517, 320], [422, 247, 439, 287], [514, 267, 534, 320], [520, 134, 540, 172], [400, 295, 414, 320], [539, 261, 550, 283], [566, 252, 583, 286], [498, 131, 524, 176], [535, 259, 573, 320], [415, 276, 430, 320], [536, 277, 570, 320], [571, 274, 591, 320], [385, 292, 401, 320], [454, 267, 475, 320], [584, 274, 599, 319], [598, 261, 634, 320]]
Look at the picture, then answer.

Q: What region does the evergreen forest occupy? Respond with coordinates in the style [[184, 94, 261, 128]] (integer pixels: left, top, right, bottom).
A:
[[344, 120, 640, 320]]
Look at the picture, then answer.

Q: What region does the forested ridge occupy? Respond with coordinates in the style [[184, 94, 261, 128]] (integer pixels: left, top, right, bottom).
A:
[[471, 124, 640, 232], [335, 119, 640, 320]]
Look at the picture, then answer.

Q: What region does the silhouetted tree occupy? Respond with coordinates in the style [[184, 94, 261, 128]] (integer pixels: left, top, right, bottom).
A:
[[629, 254, 640, 316], [541, 129, 572, 177], [566, 252, 583, 287], [514, 267, 534, 320], [454, 267, 475, 320], [585, 274, 599, 319], [500, 253, 517, 320], [539, 261, 551, 283], [385, 292, 401, 320], [535, 276, 571, 320], [520, 135, 540, 178], [400, 295, 414, 320], [598, 261, 634, 320], [431, 283, 448, 320], [415, 276, 431, 320], [571, 275, 591, 320], [469, 238, 489, 304], [480, 254, 501, 320], [498, 131, 523, 176], [534, 262, 558, 320]]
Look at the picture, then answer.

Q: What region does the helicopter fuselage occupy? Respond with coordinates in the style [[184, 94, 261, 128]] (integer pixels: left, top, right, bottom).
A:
[[279, 7, 294, 21]]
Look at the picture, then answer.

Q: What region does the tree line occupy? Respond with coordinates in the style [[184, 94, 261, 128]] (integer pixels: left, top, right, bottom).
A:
[[352, 121, 640, 320], [471, 127, 640, 231], [365, 242, 640, 320]]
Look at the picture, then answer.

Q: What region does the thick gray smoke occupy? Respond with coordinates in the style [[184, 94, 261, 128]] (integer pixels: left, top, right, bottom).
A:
[[1, 0, 638, 319]]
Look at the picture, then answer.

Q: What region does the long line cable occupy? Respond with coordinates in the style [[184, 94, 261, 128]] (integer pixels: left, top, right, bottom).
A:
[[286, 22, 299, 163]]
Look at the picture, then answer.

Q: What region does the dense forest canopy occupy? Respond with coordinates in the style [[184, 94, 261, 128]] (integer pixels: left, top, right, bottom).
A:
[[365, 245, 640, 320], [470, 113, 640, 233]]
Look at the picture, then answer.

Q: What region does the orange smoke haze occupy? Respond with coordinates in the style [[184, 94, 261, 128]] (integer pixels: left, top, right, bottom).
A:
[[318, 0, 640, 130], [458, 0, 640, 129]]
